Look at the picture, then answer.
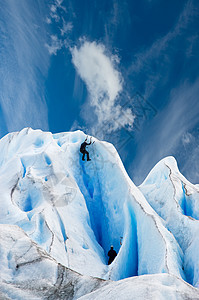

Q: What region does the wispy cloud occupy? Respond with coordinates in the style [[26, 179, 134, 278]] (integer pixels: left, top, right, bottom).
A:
[[45, 35, 63, 55], [124, 0, 199, 185], [48, 0, 66, 23], [60, 19, 73, 36], [45, 0, 72, 56], [0, 0, 50, 134], [46, 17, 52, 25], [181, 132, 194, 146], [71, 40, 135, 136], [180, 140, 199, 184], [186, 34, 199, 57], [131, 78, 199, 184], [128, 0, 197, 99], [130, 1, 196, 72]]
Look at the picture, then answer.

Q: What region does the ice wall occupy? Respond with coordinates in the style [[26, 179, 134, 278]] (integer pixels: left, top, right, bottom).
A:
[[0, 128, 197, 286], [140, 157, 199, 287]]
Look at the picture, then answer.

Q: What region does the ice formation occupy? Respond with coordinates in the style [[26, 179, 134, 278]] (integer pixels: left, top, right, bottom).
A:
[[0, 128, 199, 299]]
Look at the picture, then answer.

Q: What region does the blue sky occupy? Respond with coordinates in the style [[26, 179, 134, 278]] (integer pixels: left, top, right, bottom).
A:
[[0, 0, 199, 184]]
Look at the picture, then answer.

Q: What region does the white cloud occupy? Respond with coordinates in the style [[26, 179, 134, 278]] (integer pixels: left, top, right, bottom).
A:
[[0, 0, 50, 133], [46, 1, 72, 56], [50, 12, 60, 22], [71, 40, 135, 135], [55, 0, 65, 10], [48, 0, 66, 24], [45, 35, 63, 55], [186, 34, 198, 57], [46, 17, 52, 24], [60, 20, 73, 36], [128, 0, 197, 99], [182, 132, 194, 145], [180, 144, 199, 184], [131, 1, 195, 72], [131, 78, 199, 184], [50, 5, 57, 13]]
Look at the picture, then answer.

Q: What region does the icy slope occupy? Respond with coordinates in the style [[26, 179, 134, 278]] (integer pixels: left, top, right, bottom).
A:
[[0, 128, 106, 278], [0, 224, 106, 300], [0, 127, 199, 300], [139, 156, 199, 287], [0, 128, 185, 282], [79, 274, 199, 300], [1, 224, 198, 300]]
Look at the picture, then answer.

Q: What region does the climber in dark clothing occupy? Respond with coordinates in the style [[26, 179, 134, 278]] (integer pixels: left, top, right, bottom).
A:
[[80, 137, 92, 161], [108, 246, 117, 265]]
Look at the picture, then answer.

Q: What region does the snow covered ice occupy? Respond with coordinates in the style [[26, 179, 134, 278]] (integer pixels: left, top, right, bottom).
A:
[[0, 128, 199, 299]]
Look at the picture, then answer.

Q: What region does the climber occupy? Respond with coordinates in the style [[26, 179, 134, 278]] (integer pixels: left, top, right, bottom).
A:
[[108, 245, 117, 265], [80, 137, 92, 161]]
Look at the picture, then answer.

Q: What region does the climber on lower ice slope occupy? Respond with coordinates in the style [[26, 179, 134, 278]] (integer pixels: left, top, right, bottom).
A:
[[108, 245, 117, 265], [80, 137, 92, 161]]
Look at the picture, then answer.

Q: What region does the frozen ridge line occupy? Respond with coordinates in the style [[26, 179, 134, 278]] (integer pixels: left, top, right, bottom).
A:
[[0, 127, 199, 299]]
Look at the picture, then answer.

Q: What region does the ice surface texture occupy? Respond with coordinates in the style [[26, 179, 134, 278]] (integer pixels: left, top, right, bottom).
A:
[[0, 128, 199, 299]]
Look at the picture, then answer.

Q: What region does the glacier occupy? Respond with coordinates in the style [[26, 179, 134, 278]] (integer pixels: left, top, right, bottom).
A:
[[0, 128, 199, 299], [139, 157, 199, 287]]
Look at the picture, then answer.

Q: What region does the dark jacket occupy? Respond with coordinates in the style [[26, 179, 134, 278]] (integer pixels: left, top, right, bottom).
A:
[[80, 141, 91, 152], [108, 248, 117, 265]]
